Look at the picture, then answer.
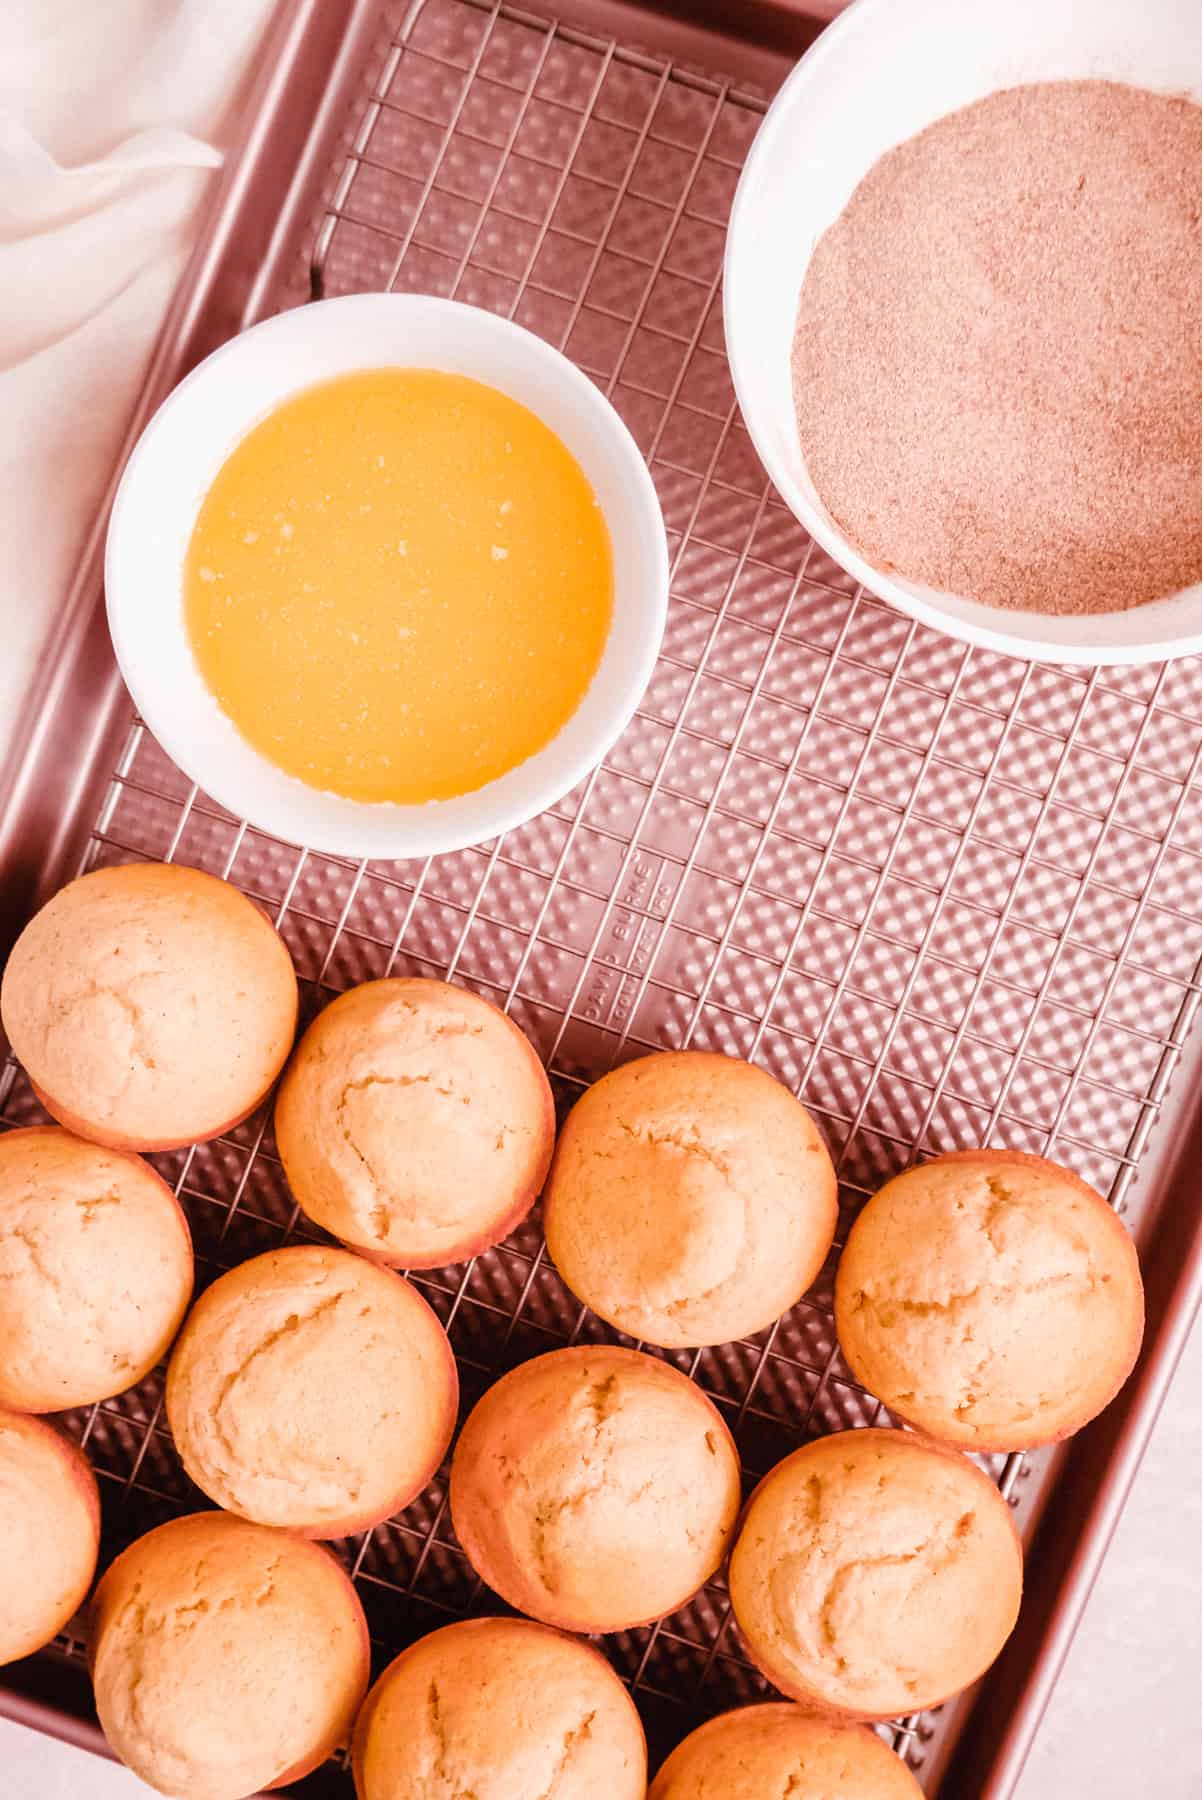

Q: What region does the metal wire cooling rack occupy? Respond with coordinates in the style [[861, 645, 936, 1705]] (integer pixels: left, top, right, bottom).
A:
[[6, 0, 1202, 1787]]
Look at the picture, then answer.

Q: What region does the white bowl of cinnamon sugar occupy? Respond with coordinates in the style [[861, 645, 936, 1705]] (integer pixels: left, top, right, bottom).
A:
[[725, 0, 1202, 664]]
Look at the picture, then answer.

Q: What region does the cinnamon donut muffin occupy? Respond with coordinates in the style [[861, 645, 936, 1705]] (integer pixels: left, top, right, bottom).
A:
[[544, 1051, 837, 1348], [0, 1127, 193, 1411], [275, 977, 554, 1267], [835, 1149, 1144, 1451], [649, 1705, 922, 1798], [449, 1345, 741, 1633], [167, 1245, 457, 1535], [728, 1428, 1022, 1719], [0, 1410, 99, 1665], [353, 1617, 646, 1800], [90, 1511, 369, 1800], [1, 862, 297, 1151]]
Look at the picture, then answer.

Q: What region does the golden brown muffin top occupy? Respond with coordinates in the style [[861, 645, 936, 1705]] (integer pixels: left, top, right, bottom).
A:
[[836, 1150, 1143, 1451], [450, 1344, 741, 1633], [167, 1245, 457, 1534], [649, 1704, 923, 1798], [0, 1410, 99, 1665], [91, 1511, 368, 1800], [1, 863, 296, 1148], [729, 1428, 1022, 1719], [0, 1126, 192, 1411], [545, 1050, 837, 1348], [275, 977, 553, 1267], [354, 1617, 646, 1800]]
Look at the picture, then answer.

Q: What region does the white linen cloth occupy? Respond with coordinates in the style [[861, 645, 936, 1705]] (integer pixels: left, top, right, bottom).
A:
[[0, 0, 276, 759]]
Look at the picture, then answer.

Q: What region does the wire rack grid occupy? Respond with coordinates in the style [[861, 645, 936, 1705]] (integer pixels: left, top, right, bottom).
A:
[[7, 0, 1202, 1785]]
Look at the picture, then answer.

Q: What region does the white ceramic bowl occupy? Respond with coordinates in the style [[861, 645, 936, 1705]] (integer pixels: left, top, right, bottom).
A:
[[725, 0, 1202, 665], [106, 294, 668, 857]]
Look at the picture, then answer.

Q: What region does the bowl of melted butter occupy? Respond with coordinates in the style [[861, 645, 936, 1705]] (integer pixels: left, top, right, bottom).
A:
[[106, 295, 668, 857]]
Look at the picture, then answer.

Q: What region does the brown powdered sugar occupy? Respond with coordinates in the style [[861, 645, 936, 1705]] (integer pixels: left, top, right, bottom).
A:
[[791, 80, 1202, 616]]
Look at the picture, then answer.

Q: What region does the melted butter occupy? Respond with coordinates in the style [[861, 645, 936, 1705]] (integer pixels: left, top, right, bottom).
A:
[[184, 368, 613, 804]]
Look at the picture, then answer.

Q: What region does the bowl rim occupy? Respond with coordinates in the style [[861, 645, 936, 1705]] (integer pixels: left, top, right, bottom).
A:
[[105, 292, 670, 859], [723, 0, 1202, 668]]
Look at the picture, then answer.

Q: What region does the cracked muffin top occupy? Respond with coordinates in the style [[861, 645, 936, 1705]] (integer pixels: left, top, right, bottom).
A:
[[543, 1050, 837, 1349], [834, 1149, 1144, 1452], [0, 1126, 193, 1411], [166, 1244, 457, 1536], [352, 1616, 646, 1800], [449, 1344, 741, 1633], [91, 1511, 369, 1800], [275, 976, 554, 1267], [1, 861, 297, 1151], [648, 1702, 923, 1798], [729, 1427, 1022, 1720], [0, 1410, 99, 1666]]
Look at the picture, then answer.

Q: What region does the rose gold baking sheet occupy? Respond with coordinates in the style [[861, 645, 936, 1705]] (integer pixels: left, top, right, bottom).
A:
[[4, 1, 1202, 1794]]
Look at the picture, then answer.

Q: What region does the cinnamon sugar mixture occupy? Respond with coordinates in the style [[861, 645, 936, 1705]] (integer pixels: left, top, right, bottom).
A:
[[791, 81, 1202, 616]]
